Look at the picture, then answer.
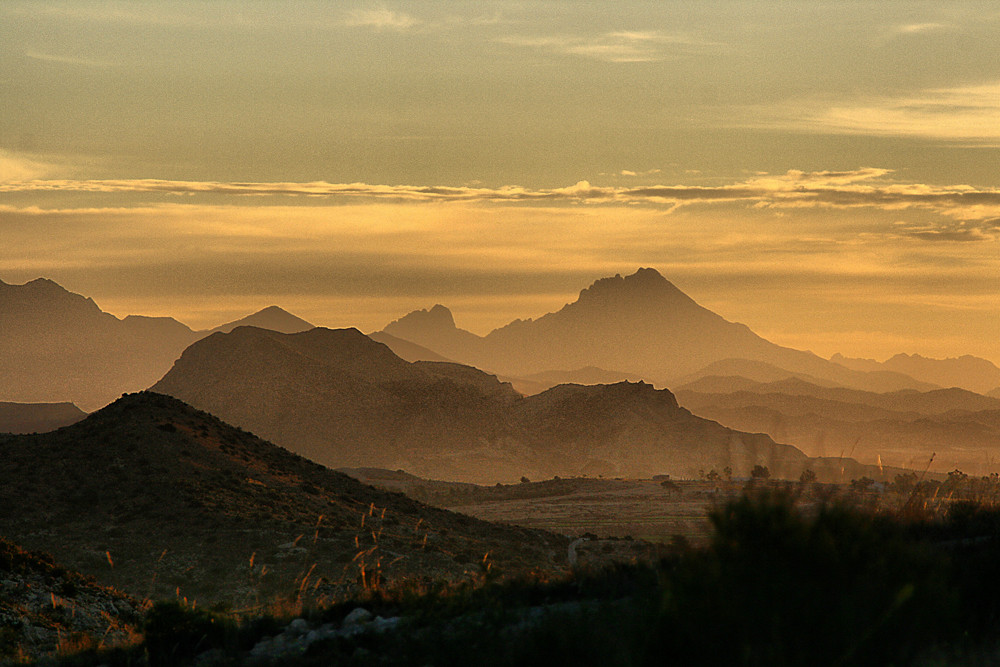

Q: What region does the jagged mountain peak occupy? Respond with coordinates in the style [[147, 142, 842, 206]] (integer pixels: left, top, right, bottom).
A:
[[0, 276, 102, 313], [387, 304, 458, 331], [575, 267, 696, 306]]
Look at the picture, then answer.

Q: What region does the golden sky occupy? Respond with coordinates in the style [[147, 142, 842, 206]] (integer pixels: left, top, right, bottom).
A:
[[1, 2, 998, 363]]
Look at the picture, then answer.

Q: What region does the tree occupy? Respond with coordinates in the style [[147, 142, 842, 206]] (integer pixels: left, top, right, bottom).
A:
[[750, 464, 770, 480], [799, 469, 817, 484]]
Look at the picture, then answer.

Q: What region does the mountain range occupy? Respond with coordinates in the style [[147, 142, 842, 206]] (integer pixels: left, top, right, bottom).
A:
[[675, 376, 1000, 474], [831, 353, 1000, 396], [381, 268, 956, 394], [0, 277, 314, 410], [150, 325, 886, 483]]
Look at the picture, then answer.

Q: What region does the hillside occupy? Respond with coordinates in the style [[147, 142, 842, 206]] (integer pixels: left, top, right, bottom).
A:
[[0, 392, 568, 607], [382, 268, 934, 393], [151, 326, 858, 483]]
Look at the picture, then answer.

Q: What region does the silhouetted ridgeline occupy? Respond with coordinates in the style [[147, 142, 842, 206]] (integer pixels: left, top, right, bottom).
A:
[[0, 401, 86, 434], [382, 268, 942, 393], [151, 325, 879, 483], [0, 276, 313, 410]]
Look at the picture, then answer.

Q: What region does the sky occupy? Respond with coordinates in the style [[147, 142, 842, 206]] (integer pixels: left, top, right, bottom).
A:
[[1, 1, 998, 363]]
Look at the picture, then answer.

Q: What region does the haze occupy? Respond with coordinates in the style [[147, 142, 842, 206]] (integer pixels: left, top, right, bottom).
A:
[[2, 1, 998, 363]]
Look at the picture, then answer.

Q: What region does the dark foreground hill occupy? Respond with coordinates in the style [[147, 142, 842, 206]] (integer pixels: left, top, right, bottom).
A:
[[151, 326, 876, 483], [0, 392, 568, 608]]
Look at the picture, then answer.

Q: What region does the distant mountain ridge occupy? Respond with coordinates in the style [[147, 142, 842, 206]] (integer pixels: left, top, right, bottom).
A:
[[831, 352, 1000, 395], [0, 276, 313, 410], [675, 376, 1000, 473], [382, 268, 942, 393], [0, 401, 86, 434], [152, 325, 878, 483]]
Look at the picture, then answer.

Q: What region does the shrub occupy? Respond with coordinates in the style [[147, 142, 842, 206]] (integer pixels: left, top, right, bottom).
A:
[[652, 491, 958, 667], [143, 600, 235, 666]]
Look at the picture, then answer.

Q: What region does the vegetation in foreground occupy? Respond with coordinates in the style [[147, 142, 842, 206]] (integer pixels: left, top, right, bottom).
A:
[[15, 488, 1000, 667]]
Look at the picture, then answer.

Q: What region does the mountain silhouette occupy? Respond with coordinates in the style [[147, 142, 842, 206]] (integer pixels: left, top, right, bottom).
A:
[[383, 268, 934, 393], [206, 305, 314, 335], [0, 277, 200, 410], [367, 330, 453, 363], [0, 401, 86, 434], [831, 352, 1000, 395], [150, 326, 870, 482], [0, 392, 568, 606], [0, 278, 315, 410], [676, 377, 1000, 473]]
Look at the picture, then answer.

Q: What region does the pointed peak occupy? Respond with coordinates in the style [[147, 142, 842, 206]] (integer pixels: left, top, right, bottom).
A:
[[576, 268, 692, 305], [23, 277, 69, 293], [628, 267, 666, 282]]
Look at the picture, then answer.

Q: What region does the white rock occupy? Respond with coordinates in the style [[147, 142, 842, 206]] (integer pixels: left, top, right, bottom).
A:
[[343, 607, 372, 626], [287, 618, 310, 636]]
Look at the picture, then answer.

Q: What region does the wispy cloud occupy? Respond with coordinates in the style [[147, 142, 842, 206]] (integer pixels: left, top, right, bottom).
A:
[[24, 50, 116, 68], [756, 82, 1000, 144], [3, 168, 997, 225], [345, 8, 419, 31], [498, 30, 721, 63], [0, 151, 65, 181], [894, 22, 949, 34]]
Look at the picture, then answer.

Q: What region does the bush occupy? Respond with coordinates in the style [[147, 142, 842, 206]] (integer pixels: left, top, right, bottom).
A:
[[143, 600, 235, 666], [652, 491, 958, 667]]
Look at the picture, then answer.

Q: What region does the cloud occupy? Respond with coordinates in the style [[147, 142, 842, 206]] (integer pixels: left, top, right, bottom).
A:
[[4, 169, 1000, 240], [894, 218, 1000, 243], [24, 50, 116, 68], [498, 30, 721, 63], [894, 23, 949, 35], [345, 8, 419, 30], [0, 151, 64, 181], [620, 169, 662, 177], [758, 82, 1000, 144]]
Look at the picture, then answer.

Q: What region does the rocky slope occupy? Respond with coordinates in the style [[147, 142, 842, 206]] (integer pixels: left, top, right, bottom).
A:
[[0, 537, 140, 662]]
